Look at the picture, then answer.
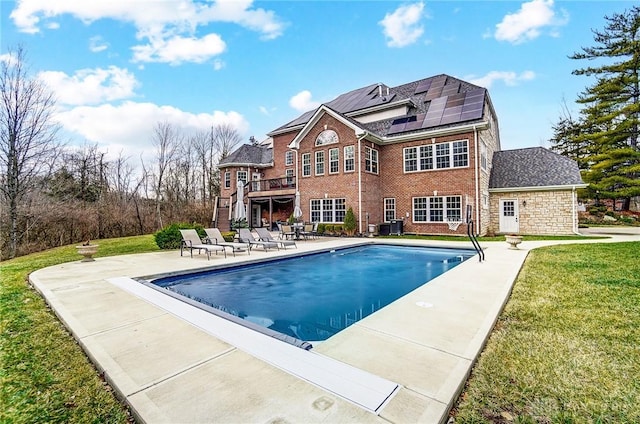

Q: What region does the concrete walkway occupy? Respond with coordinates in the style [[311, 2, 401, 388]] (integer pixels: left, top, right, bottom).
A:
[[29, 228, 640, 423]]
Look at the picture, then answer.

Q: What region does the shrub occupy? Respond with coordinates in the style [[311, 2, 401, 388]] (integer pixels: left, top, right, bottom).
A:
[[154, 223, 205, 249], [588, 205, 607, 216], [343, 207, 356, 236], [334, 224, 344, 235], [220, 231, 236, 242], [317, 223, 326, 235], [230, 218, 248, 230], [325, 224, 334, 235]]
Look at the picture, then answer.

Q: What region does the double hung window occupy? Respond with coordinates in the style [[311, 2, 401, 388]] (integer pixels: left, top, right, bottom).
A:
[[310, 198, 346, 222], [315, 151, 325, 175], [344, 146, 355, 172], [413, 195, 462, 222], [302, 153, 311, 177], [404, 140, 468, 172]]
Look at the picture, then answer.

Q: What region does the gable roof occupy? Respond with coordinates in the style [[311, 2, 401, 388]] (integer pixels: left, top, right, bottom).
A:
[[269, 74, 492, 139], [489, 147, 586, 190], [218, 144, 272, 168]]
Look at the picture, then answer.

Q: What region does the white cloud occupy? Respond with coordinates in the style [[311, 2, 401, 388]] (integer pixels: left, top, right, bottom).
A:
[[10, 0, 285, 63], [132, 33, 226, 65], [379, 2, 425, 48], [89, 36, 109, 52], [466, 70, 536, 88], [54, 101, 249, 161], [494, 0, 568, 44], [0, 52, 20, 66], [289, 90, 321, 112], [213, 59, 225, 71], [38, 66, 139, 106]]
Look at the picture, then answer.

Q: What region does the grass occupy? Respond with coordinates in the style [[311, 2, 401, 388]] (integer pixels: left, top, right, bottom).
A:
[[453, 241, 640, 422], [0, 235, 159, 424], [2, 233, 638, 423]]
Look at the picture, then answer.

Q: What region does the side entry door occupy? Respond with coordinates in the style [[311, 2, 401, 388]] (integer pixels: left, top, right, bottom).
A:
[[499, 199, 519, 233]]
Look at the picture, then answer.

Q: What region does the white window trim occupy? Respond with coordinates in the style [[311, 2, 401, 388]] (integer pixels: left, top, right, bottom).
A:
[[224, 171, 231, 189], [315, 150, 325, 176], [329, 148, 339, 174], [285, 151, 294, 166], [403, 140, 469, 173], [302, 153, 311, 177], [344, 145, 355, 173], [412, 195, 462, 223], [365, 146, 379, 174], [384, 197, 396, 222], [310, 198, 346, 223], [236, 170, 248, 185]]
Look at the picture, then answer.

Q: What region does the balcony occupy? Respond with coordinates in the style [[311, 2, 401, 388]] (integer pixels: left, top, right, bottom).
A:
[[246, 176, 296, 195]]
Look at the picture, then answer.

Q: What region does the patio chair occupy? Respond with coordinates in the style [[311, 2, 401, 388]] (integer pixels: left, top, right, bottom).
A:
[[204, 228, 250, 256], [281, 224, 296, 240], [299, 224, 314, 240], [255, 227, 296, 249], [237, 228, 279, 251], [179, 229, 226, 260]]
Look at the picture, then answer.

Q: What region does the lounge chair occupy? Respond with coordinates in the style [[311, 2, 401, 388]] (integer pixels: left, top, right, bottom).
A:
[[255, 227, 296, 249], [237, 228, 279, 251], [179, 229, 226, 260], [204, 228, 250, 256]]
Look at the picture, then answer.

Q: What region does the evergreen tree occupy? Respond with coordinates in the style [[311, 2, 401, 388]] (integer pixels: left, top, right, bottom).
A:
[[554, 6, 640, 209]]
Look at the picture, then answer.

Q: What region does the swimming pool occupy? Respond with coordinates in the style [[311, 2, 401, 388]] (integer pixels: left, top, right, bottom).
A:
[[151, 244, 474, 343]]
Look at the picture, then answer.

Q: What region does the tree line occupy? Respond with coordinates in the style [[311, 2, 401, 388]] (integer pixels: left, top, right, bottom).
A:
[[550, 5, 640, 210], [0, 47, 241, 259]]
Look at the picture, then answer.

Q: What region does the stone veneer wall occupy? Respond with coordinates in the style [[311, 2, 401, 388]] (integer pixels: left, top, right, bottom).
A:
[[489, 189, 578, 235]]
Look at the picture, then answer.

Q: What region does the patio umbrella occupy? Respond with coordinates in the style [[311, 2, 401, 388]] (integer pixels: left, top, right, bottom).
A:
[[234, 180, 247, 221], [293, 191, 303, 221]]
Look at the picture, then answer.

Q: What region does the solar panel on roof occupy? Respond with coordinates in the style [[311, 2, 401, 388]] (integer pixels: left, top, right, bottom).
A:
[[441, 83, 460, 96], [440, 105, 463, 125], [460, 109, 483, 121], [446, 93, 465, 108], [414, 80, 432, 94]]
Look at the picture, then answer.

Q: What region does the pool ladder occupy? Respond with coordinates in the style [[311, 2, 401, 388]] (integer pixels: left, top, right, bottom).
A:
[[467, 218, 484, 262]]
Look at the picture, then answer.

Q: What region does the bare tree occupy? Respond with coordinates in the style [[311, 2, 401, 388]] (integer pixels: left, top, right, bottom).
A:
[[0, 46, 62, 258], [150, 121, 181, 229], [212, 123, 242, 163]]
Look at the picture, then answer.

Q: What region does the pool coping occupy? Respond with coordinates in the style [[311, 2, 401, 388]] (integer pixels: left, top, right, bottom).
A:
[[28, 229, 640, 423]]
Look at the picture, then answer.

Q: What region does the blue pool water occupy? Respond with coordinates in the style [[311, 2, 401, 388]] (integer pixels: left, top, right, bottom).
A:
[[153, 244, 474, 342]]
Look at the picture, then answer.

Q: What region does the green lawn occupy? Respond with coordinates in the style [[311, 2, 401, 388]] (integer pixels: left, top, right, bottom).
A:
[[0, 236, 159, 424], [453, 241, 640, 422], [1, 235, 638, 423]]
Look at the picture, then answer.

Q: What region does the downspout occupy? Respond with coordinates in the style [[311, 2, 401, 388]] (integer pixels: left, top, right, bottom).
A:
[[357, 132, 367, 235], [474, 125, 480, 235], [572, 185, 581, 235]]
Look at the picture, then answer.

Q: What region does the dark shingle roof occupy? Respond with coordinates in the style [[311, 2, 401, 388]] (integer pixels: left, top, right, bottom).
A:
[[269, 74, 487, 137], [218, 144, 272, 167], [489, 147, 584, 189]]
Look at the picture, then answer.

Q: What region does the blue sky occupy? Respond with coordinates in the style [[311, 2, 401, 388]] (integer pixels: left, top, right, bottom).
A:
[[0, 0, 634, 162]]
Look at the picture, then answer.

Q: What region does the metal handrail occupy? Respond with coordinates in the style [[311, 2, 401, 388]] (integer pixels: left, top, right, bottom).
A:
[[467, 219, 484, 262]]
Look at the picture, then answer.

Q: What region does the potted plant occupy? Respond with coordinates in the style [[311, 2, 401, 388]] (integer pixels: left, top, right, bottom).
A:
[[505, 234, 523, 249], [76, 239, 99, 262]]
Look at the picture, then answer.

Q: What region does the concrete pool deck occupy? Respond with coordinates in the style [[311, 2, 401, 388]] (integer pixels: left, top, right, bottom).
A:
[[29, 228, 640, 423]]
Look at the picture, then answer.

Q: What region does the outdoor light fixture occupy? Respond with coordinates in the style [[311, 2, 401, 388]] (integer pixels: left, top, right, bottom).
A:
[[523, 200, 527, 207]]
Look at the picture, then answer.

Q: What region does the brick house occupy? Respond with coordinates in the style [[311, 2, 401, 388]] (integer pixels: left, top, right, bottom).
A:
[[217, 74, 586, 236]]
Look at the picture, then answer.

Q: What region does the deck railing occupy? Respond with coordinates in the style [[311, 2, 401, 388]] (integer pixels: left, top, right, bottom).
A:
[[247, 176, 296, 192]]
